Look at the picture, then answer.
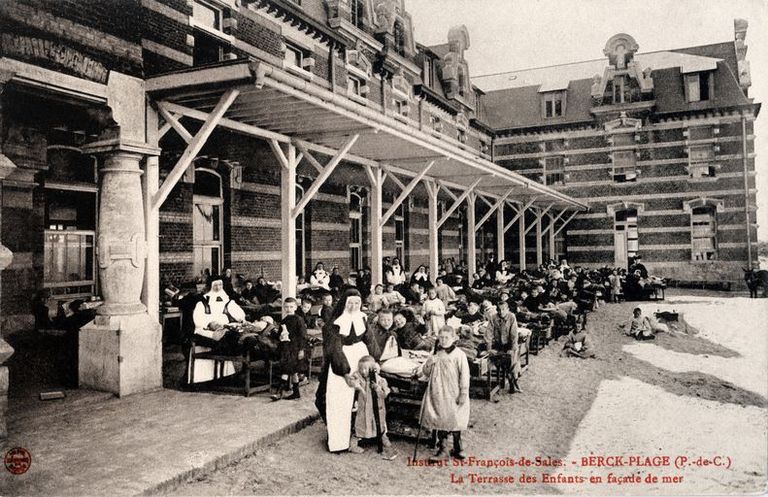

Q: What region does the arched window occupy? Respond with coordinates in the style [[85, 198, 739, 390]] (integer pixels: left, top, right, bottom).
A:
[[393, 20, 406, 57], [193, 168, 223, 277]]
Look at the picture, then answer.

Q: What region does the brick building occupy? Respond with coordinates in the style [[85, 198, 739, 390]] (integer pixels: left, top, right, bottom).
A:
[[478, 28, 760, 285], [0, 0, 757, 429]]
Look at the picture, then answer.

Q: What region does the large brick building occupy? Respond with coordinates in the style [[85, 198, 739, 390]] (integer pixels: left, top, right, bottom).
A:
[[0, 0, 758, 420], [478, 28, 760, 285]]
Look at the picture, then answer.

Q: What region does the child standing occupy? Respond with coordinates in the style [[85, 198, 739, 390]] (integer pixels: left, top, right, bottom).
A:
[[271, 297, 307, 401], [420, 325, 470, 461], [349, 355, 391, 453], [422, 287, 446, 334]]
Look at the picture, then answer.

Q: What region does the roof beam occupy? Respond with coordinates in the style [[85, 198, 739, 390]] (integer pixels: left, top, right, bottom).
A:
[[525, 204, 553, 235], [475, 187, 514, 233], [542, 209, 568, 235], [437, 177, 481, 229], [437, 180, 458, 202], [152, 88, 239, 211], [381, 160, 435, 226], [291, 134, 359, 220], [157, 104, 193, 143], [553, 211, 579, 237], [505, 197, 538, 232]]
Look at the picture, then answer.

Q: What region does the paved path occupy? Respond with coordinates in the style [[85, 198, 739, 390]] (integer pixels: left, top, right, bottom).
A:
[[1, 386, 318, 496]]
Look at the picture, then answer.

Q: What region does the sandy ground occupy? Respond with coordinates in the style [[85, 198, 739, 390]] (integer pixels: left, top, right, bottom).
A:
[[167, 290, 768, 496]]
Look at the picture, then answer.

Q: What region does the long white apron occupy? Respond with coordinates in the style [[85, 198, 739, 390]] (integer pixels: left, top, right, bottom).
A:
[[326, 340, 369, 451]]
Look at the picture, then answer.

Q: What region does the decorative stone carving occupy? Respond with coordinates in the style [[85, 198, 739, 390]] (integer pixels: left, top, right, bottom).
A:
[[372, 0, 396, 32], [734, 19, 751, 91], [347, 42, 373, 79], [391, 68, 410, 100], [604, 112, 642, 131], [440, 25, 471, 100], [683, 197, 724, 213], [606, 201, 645, 216], [603, 33, 639, 69], [592, 33, 654, 106]]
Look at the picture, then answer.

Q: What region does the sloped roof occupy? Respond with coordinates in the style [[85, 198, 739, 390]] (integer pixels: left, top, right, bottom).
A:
[[478, 42, 754, 130]]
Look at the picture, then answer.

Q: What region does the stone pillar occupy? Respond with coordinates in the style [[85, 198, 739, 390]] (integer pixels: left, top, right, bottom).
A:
[[0, 73, 17, 440], [79, 139, 162, 397]]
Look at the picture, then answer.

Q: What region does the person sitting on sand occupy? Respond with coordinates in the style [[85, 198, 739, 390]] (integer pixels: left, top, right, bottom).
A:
[[626, 307, 655, 340]]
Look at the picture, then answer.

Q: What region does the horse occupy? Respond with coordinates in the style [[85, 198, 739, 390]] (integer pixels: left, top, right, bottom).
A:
[[743, 268, 768, 298]]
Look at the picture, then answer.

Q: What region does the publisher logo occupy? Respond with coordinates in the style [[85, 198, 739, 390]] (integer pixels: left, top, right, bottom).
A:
[[4, 447, 32, 475]]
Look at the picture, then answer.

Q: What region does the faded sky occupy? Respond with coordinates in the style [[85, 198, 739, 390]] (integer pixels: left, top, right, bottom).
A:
[[407, 0, 767, 240]]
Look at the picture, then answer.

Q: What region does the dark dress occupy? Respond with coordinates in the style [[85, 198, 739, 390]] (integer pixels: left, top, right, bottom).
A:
[[278, 314, 308, 374]]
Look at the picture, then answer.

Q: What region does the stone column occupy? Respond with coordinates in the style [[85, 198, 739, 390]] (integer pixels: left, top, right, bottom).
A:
[[79, 138, 162, 397], [0, 73, 17, 440]]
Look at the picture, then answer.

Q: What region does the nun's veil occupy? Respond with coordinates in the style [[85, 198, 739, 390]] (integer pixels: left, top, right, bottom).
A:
[[331, 288, 362, 321]]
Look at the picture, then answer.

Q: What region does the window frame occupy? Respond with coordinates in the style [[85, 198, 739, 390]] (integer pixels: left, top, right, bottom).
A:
[[690, 206, 718, 261], [394, 203, 406, 264], [544, 156, 566, 186], [685, 72, 714, 103], [541, 91, 566, 118], [192, 168, 224, 278]]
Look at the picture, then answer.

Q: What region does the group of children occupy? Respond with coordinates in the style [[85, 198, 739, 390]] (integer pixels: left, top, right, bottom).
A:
[[347, 324, 470, 461]]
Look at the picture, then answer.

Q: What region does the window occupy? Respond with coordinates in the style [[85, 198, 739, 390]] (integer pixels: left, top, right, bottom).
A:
[[542, 91, 565, 118], [44, 189, 97, 298], [393, 20, 406, 57], [545, 156, 566, 186], [351, 0, 365, 29], [347, 75, 363, 96], [614, 209, 638, 267], [612, 75, 631, 104], [193, 30, 225, 65], [457, 129, 467, 143], [430, 115, 442, 132], [394, 99, 408, 116], [691, 206, 717, 260], [192, 0, 222, 31], [688, 144, 717, 178], [423, 57, 434, 88], [394, 204, 406, 264], [349, 191, 364, 271], [612, 150, 637, 182], [284, 43, 304, 68], [685, 72, 713, 102], [193, 169, 223, 278]]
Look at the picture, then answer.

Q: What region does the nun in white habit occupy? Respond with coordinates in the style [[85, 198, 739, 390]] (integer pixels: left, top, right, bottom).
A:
[[314, 289, 380, 452]]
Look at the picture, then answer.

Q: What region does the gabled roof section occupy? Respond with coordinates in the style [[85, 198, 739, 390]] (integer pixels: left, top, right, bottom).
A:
[[478, 38, 756, 131]]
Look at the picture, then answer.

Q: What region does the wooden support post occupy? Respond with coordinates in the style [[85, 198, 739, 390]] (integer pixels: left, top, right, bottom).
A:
[[536, 211, 543, 266], [365, 165, 384, 287], [467, 192, 477, 283], [497, 202, 505, 261], [548, 212, 556, 260], [142, 103, 160, 321], [519, 211, 526, 271], [276, 142, 298, 301], [425, 180, 439, 281]]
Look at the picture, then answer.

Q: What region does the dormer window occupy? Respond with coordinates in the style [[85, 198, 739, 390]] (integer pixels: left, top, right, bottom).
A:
[[685, 72, 713, 102], [347, 75, 369, 98], [542, 91, 565, 118], [430, 115, 442, 132], [394, 99, 409, 117], [423, 57, 434, 88]]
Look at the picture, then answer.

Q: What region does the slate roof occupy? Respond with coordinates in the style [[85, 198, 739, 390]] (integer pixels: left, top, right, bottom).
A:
[[476, 42, 756, 131]]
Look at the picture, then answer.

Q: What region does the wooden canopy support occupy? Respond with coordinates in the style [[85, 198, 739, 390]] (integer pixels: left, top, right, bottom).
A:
[[364, 164, 384, 286], [291, 134, 358, 220], [437, 177, 481, 229], [424, 180, 440, 277], [380, 160, 434, 227], [525, 203, 553, 235], [475, 188, 514, 233], [151, 89, 239, 211], [504, 197, 536, 233], [552, 211, 579, 237], [542, 209, 568, 235]]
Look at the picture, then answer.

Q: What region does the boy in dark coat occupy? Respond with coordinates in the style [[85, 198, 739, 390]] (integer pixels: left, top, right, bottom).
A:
[[272, 297, 308, 401]]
